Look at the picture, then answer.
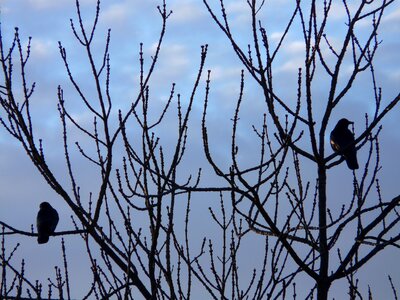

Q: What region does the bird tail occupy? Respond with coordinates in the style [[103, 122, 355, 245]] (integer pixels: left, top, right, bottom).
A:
[[38, 235, 49, 244], [345, 154, 359, 170]]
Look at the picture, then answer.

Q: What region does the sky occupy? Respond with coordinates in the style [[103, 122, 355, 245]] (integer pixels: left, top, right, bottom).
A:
[[0, 0, 399, 299]]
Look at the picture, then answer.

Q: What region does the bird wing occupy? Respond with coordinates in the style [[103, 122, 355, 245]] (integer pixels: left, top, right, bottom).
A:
[[50, 208, 59, 232], [330, 132, 342, 152], [37, 208, 59, 234], [330, 128, 355, 152]]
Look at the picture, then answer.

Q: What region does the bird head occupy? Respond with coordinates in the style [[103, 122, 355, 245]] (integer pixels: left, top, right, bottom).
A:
[[40, 202, 51, 209], [337, 118, 353, 128]]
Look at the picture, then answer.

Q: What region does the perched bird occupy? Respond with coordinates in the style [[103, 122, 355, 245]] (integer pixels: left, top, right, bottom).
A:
[[330, 118, 359, 170], [36, 202, 59, 244]]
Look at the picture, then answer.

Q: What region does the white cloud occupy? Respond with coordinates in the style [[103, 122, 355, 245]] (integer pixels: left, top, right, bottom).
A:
[[27, 0, 69, 10], [150, 43, 190, 74], [382, 6, 400, 30], [327, 2, 348, 21], [30, 39, 56, 60], [388, 70, 400, 81], [100, 3, 130, 25], [383, 6, 400, 22], [276, 60, 303, 73], [225, 2, 251, 26], [0, 2, 10, 13], [226, 1, 248, 14], [327, 2, 369, 22], [284, 40, 305, 54], [207, 65, 242, 81], [270, 31, 284, 42], [328, 2, 400, 29], [26, 0, 96, 10], [170, 1, 207, 24]]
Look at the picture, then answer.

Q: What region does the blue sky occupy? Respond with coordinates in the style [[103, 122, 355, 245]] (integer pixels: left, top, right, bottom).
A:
[[0, 0, 400, 298]]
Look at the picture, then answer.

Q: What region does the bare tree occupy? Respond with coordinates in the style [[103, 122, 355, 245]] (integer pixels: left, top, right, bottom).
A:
[[201, 0, 400, 299], [0, 0, 399, 299]]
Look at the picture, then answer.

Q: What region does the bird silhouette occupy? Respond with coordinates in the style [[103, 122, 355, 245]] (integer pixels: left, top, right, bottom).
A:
[[36, 202, 59, 244], [330, 118, 359, 170]]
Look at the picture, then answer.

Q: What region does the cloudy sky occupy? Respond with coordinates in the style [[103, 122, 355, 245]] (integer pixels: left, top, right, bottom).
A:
[[0, 0, 399, 299]]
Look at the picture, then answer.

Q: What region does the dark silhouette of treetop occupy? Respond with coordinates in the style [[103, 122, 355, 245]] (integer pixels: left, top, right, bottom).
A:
[[0, 0, 399, 299]]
